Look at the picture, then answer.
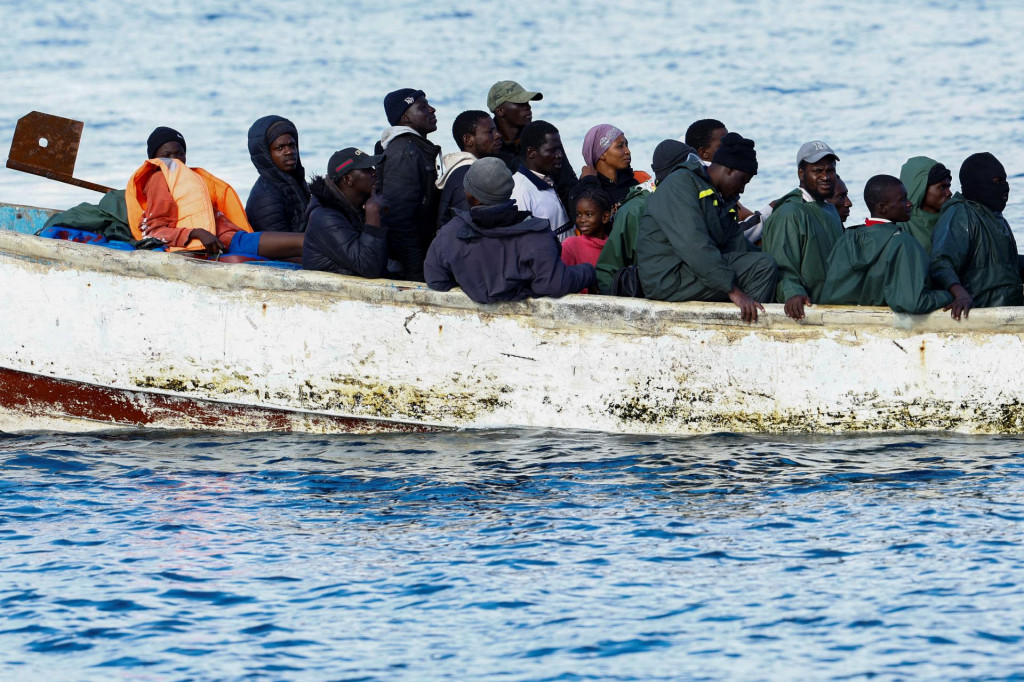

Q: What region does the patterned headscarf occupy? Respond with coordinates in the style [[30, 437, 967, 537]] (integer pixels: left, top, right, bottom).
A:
[[582, 124, 624, 167]]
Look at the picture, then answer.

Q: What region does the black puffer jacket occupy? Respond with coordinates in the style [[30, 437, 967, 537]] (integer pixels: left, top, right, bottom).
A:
[[245, 115, 310, 233], [301, 176, 388, 278]]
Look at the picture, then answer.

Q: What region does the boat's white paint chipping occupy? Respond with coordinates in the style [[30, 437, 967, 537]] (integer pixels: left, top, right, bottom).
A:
[[3, 229, 1024, 434]]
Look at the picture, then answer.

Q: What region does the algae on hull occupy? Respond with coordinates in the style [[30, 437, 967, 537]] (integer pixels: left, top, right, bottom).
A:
[[133, 368, 512, 424]]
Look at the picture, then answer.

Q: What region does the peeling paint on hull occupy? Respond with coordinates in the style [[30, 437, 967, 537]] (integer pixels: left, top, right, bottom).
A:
[[0, 366, 442, 434], [4, 218, 1024, 435]]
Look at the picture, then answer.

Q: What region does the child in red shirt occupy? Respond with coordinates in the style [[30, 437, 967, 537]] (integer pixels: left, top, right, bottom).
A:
[[561, 189, 612, 293]]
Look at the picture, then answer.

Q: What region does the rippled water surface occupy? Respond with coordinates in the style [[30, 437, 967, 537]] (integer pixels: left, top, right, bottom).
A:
[[2, 0, 1023, 233], [3, 1, 1024, 679], [2, 431, 1024, 679]]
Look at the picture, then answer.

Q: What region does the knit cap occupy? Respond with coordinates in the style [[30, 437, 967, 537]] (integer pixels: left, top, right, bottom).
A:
[[147, 126, 186, 159], [712, 132, 758, 176], [651, 139, 696, 183], [384, 88, 425, 126]]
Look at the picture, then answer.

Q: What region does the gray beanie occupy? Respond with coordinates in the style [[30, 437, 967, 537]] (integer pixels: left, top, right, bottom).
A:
[[463, 157, 514, 206]]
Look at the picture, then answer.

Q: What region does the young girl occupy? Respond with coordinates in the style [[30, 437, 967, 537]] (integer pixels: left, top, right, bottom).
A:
[[561, 189, 612, 294]]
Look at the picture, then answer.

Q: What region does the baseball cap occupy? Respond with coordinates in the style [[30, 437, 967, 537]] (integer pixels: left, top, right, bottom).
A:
[[327, 147, 383, 181], [797, 140, 839, 165], [487, 81, 543, 113]]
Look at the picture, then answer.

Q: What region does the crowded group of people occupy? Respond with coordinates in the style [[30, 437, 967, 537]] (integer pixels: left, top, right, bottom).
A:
[[112, 80, 1018, 323]]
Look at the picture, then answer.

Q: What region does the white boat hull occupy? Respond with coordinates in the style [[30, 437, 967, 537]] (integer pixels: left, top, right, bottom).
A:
[[3, 228, 1024, 435]]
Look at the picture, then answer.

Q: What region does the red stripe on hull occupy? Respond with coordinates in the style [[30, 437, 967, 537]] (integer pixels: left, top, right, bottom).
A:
[[0, 366, 441, 434]]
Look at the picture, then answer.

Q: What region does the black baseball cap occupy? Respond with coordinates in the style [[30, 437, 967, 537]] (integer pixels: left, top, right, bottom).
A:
[[327, 147, 383, 181]]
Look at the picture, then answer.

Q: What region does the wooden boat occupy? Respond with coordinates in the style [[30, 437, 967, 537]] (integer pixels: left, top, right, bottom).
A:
[[4, 200, 1024, 435]]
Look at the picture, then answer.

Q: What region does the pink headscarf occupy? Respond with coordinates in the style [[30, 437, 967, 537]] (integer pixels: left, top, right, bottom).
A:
[[582, 124, 624, 167]]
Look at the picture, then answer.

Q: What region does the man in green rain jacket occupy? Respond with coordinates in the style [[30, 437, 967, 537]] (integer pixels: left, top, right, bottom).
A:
[[895, 156, 953, 254], [762, 140, 844, 320], [929, 152, 1021, 318], [821, 175, 952, 314], [636, 133, 777, 323], [596, 139, 695, 295]]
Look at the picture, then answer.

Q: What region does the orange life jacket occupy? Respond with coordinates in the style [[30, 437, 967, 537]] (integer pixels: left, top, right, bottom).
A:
[[126, 158, 252, 251]]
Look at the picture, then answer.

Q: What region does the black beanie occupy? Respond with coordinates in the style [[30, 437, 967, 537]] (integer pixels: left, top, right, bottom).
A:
[[927, 162, 952, 186], [147, 126, 186, 160], [651, 139, 696, 183], [384, 88, 425, 126], [712, 132, 758, 176], [265, 119, 298, 147]]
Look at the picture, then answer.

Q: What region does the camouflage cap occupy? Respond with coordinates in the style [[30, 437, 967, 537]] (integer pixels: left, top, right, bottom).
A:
[[487, 80, 543, 113]]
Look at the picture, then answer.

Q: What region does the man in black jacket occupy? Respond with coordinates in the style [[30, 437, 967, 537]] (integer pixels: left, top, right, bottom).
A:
[[425, 157, 595, 303], [377, 88, 442, 281], [302, 148, 390, 278]]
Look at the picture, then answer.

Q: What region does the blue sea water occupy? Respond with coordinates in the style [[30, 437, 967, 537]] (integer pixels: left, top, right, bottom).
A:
[[2, 431, 1024, 679], [3, 0, 1024, 678]]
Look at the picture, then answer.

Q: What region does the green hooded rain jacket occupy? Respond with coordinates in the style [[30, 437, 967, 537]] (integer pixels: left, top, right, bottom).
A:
[[820, 222, 952, 314], [762, 188, 843, 303], [929, 193, 1023, 307], [596, 184, 650, 295], [895, 156, 942, 254], [636, 157, 761, 301]]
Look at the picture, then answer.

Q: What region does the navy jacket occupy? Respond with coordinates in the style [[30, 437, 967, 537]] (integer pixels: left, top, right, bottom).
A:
[[424, 201, 595, 304], [245, 115, 310, 233], [302, 176, 388, 278]]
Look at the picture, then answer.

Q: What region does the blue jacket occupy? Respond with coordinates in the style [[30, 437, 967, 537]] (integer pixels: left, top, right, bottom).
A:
[[424, 201, 595, 303], [245, 115, 310, 233]]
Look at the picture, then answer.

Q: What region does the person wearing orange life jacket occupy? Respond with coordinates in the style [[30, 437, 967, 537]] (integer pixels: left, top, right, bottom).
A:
[[126, 127, 304, 259]]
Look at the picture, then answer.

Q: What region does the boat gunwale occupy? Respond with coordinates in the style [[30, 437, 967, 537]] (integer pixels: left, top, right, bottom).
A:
[[4, 207, 1024, 337]]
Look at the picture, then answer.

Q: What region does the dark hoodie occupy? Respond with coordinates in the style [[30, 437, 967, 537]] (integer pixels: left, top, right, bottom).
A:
[[424, 200, 595, 303], [301, 176, 388, 278], [820, 221, 952, 314], [245, 115, 310, 233]]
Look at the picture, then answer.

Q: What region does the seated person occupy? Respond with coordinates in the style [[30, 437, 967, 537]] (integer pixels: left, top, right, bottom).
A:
[[436, 109, 502, 229], [683, 118, 727, 167], [488, 79, 579, 207], [127, 127, 304, 260], [636, 132, 778, 323], [303, 148, 390, 277], [424, 157, 595, 303], [820, 175, 952, 314], [762, 140, 844, 320], [509, 121, 572, 240], [596, 139, 695, 295], [568, 124, 651, 220], [896, 156, 952, 253], [562, 188, 613, 294], [246, 115, 310, 233], [827, 175, 853, 225], [930, 152, 1020, 319]]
